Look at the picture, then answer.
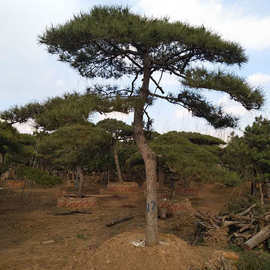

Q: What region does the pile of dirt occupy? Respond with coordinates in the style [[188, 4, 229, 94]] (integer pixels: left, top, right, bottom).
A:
[[92, 231, 204, 270], [91, 231, 239, 270]]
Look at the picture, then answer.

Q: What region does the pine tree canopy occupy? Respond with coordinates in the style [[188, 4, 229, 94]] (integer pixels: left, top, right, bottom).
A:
[[1, 103, 44, 125], [0, 122, 22, 157], [179, 131, 225, 145], [97, 118, 133, 142], [38, 123, 111, 170], [39, 6, 264, 128], [223, 117, 270, 182], [0, 92, 118, 131], [34, 92, 105, 130], [127, 131, 239, 185]]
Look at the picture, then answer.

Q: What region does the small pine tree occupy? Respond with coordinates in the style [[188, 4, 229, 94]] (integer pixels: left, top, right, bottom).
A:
[[223, 117, 270, 200], [38, 123, 111, 196], [97, 118, 133, 182]]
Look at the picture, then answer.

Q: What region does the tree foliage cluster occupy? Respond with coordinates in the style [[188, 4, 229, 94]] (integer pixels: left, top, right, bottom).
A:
[[0, 122, 21, 162], [0, 92, 117, 131], [39, 5, 263, 129], [223, 117, 270, 185], [0, 122, 36, 171], [38, 123, 112, 172], [3, 110, 270, 194], [127, 131, 241, 186], [1, 106, 245, 189], [16, 166, 62, 187]]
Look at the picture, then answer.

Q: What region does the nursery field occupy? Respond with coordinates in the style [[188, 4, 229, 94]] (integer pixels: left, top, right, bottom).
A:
[[0, 183, 234, 270]]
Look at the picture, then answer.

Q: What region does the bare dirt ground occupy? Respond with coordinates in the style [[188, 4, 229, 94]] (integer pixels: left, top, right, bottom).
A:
[[0, 183, 234, 270]]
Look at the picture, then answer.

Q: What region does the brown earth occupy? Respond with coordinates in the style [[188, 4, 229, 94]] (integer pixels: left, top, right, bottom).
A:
[[91, 231, 239, 270], [91, 231, 204, 270], [0, 182, 236, 270], [107, 182, 139, 193]]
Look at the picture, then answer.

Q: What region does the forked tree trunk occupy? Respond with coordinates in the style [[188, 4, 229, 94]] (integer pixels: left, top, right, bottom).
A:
[[113, 144, 123, 182], [134, 57, 158, 246], [77, 166, 84, 198]]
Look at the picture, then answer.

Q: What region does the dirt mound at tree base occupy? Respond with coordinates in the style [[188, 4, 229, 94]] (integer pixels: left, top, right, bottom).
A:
[[91, 231, 236, 270]]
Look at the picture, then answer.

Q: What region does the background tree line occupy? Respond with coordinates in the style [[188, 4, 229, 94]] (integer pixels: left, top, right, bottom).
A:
[[2, 91, 268, 195]]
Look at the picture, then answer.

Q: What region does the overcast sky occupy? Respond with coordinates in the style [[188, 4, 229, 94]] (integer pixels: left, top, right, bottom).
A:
[[1, 0, 270, 139]]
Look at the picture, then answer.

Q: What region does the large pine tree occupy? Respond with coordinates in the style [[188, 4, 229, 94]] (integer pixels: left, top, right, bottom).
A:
[[39, 6, 263, 245]]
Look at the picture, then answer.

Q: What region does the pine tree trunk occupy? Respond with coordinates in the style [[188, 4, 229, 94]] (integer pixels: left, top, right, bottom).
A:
[[107, 168, 110, 184], [113, 144, 123, 182], [251, 181, 257, 195], [134, 109, 158, 246], [259, 183, 264, 207], [2, 153, 6, 164], [77, 166, 84, 198], [134, 56, 158, 246]]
